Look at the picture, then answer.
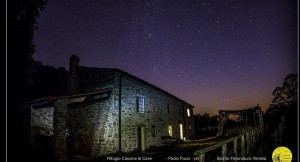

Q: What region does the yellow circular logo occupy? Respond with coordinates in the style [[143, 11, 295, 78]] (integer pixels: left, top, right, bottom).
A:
[[272, 146, 292, 162]]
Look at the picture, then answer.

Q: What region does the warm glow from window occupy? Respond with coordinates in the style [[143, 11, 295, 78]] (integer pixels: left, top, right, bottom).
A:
[[187, 109, 190, 116], [168, 125, 172, 136], [179, 124, 183, 139]]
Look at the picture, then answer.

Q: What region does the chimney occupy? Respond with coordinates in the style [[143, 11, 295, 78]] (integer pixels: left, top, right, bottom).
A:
[[67, 55, 80, 94]]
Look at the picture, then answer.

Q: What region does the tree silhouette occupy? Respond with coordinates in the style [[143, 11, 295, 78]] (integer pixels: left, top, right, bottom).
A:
[[269, 74, 297, 109], [31, 61, 68, 98], [8, 0, 47, 102], [7, 0, 47, 160], [264, 73, 298, 160], [194, 113, 220, 138]]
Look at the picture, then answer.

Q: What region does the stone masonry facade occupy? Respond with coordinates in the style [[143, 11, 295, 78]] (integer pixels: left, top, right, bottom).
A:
[[117, 73, 195, 153], [22, 55, 195, 159], [31, 107, 54, 135]]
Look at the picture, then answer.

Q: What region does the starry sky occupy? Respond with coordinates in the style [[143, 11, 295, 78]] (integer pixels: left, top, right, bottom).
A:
[[33, 0, 297, 115]]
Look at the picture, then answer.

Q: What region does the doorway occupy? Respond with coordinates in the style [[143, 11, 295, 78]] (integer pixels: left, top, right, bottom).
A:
[[137, 126, 145, 151]]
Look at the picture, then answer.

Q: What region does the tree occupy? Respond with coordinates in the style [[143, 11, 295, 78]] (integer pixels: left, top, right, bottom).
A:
[[269, 74, 297, 109], [271, 116, 285, 147], [7, 0, 47, 160], [265, 73, 298, 160], [31, 61, 68, 98], [194, 113, 219, 138], [8, 0, 47, 103]]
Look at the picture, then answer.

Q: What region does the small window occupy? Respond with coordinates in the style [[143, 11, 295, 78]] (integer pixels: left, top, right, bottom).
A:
[[187, 109, 190, 117], [151, 125, 157, 137], [137, 95, 145, 113], [189, 125, 192, 130], [168, 125, 173, 136], [167, 104, 170, 114]]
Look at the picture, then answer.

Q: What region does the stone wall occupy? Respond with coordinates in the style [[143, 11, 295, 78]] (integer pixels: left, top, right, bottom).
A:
[[53, 99, 68, 159], [73, 67, 195, 154], [25, 68, 195, 158], [69, 103, 98, 156], [116, 73, 194, 152], [85, 71, 195, 154], [183, 102, 195, 139], [65, 91, 119, 156], [31, 107, 54, 135], [29, 107, 55, 157], [91, 98, 119, 156]]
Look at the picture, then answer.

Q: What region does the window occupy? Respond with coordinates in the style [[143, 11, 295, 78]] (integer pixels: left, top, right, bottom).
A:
[[168, 125, 173, 136], [137, 95, 145, 113], [167, 104, 170, 114], [189, 125, 192, 130], [187, 109, 190, 117], [179, 124, 183, 139], [151, 125, 157, 137]]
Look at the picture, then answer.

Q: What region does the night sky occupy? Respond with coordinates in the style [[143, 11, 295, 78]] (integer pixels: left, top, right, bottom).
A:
[[33, 0, 297, 115]]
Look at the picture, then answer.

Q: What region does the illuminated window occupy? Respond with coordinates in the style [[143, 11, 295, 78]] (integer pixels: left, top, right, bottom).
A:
[[168, 125, 173, 136], [137, 95, 145, 113], [187, 109, 190, 117], [179, 124, 183, 139]]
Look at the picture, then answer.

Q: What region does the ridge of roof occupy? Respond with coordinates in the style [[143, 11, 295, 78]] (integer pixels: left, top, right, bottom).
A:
[[79, 66, 194, 108]]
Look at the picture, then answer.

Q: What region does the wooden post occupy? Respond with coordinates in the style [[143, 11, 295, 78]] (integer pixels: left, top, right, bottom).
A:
[[252, 130, 255, 147], [241, 135, 245, 157], [217, 112, 229, 136], [249, 131, 252, 149], [233, 139, 238, 162], [246, 132, 250, 155], [253, 112, 256, 126], [258, 108, 264, 138], [198, 153, 205, 162], [222, 143, 227, 162]]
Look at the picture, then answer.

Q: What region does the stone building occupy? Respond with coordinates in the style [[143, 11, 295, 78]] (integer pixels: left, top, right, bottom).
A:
[[21, 55, 195, 159]]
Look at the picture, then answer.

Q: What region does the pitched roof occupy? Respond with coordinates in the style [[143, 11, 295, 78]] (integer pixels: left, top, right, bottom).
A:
[[78, 66, 194, 108], [21, 88, 112, 108]]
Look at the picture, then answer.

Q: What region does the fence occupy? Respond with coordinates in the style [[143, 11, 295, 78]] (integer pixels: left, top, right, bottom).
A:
[[193, 127, 261, 162]]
